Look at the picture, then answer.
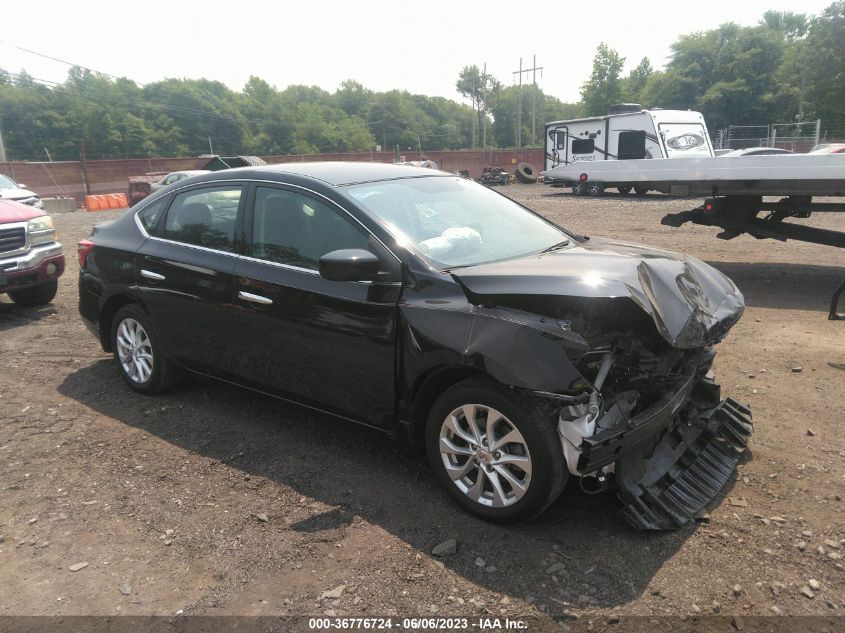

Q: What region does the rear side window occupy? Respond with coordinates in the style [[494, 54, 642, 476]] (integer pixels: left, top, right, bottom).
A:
[[137, 198, 168, 235], [163, 186, 242, 252]]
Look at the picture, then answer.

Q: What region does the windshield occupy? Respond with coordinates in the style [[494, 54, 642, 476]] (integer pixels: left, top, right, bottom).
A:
[[346, 176, 570, 268], [0, 174, 20, 189]]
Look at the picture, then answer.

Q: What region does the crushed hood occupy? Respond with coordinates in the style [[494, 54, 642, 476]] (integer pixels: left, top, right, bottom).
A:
[[451, 238, 745, 349]]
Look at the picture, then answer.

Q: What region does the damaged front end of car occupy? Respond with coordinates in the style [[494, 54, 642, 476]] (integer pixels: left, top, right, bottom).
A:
[[554, 340, 752, 530], [449, 240, 754, 530]]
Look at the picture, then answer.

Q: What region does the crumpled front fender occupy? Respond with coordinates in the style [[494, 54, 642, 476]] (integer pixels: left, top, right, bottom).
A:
[[400, 302, 589, 396]]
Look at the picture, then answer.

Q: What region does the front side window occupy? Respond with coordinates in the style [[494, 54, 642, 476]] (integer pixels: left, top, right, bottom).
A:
[[163, 186, 242, 252], [251, 186, 370, 270], [346, 176, 571, 268]]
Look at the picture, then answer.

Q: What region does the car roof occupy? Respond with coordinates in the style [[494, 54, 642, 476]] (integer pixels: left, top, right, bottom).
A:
[[223, 161, 447, 186], [723, 147, 792, 155]]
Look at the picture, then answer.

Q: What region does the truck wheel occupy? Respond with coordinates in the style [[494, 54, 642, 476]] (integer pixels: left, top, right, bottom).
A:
[[634, 186, 649, 195], [8, 280, 58, 306], [425, 378, 566, 523], [617, 186, 632, 195], [514, 163, 538, 184], [588, 183, 605, 196], [111, 304, 181, 394]]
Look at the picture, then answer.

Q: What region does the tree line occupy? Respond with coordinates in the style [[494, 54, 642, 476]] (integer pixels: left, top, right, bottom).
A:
[[581, 3, 845, 137], [0, 2, 842, 161]]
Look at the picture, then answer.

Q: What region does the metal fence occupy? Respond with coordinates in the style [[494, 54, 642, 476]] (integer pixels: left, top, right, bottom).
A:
[[718, 120, 824, 151]]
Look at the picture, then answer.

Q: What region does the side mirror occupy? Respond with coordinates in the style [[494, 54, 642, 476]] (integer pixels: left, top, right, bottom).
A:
[[319, 249, 380, 282]]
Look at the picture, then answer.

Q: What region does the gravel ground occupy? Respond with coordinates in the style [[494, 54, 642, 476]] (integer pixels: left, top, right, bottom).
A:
[[1, 186, 844, 631]]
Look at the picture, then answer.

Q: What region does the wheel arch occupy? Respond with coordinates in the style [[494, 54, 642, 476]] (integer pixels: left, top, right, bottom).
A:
[[400, 364, 493, 454], [98, 293, 149, 352]]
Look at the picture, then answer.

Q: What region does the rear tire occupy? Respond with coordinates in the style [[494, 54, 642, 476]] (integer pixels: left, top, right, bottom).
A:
[[8, 280, 58, 306], [425, 378, 566, 523], [110, 304, 181, 394], [588, 183, 605, 196], [634, 186, 649, 195], [571, 182, 587, 196], [617, 185, 632, 195]]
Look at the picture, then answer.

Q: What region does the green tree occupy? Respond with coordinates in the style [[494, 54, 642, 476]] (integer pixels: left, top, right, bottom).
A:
[[803, 1, 845, 128], [623, 57, 653, 103], [760, 10, 809, 39], [456, 65, 500, 147], [580, 43, 625, 116]]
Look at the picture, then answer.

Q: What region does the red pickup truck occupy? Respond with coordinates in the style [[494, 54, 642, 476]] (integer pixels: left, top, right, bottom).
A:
[[0, 198, 65, 306]]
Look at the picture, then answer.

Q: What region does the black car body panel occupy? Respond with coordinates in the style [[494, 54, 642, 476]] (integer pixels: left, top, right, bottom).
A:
[[78, 163, 752, 529], [450, 238, 745, 349]]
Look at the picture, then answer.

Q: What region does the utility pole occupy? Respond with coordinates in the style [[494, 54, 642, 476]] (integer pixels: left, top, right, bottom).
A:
[[0, 119, 7, 162], [514, 57, 523, 150], [481, 63, 487, 149], [513, 55, 543, 148], [79, 138, 91, 196]]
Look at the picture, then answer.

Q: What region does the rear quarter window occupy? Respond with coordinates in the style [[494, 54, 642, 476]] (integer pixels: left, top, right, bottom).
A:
[[137, 198, 168, 235]]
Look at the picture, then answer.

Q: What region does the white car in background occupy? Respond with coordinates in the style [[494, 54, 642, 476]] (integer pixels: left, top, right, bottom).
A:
[[0, 173, 44, 209], [150, 170, 212, 193], [718, 147, 794, 157]]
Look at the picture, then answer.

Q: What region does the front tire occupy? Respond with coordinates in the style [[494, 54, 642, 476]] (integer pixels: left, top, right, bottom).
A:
[[425, 379, 566, 523], [8, 280, 58, 306], [111, 304, 181, 394]]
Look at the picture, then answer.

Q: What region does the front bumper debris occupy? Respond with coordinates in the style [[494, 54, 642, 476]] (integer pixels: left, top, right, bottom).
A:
[[615, 398, 753, 530]]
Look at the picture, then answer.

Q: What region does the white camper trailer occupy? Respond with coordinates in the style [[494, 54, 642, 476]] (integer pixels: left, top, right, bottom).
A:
[[544, 105, 715, 193]]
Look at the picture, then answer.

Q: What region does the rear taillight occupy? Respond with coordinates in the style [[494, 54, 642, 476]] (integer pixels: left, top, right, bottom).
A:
[[78, 239, 95, 269], [579, 173, 588, 182]]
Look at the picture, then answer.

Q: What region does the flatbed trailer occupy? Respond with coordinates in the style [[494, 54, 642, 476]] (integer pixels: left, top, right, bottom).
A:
[[541, 154, 845, 319]]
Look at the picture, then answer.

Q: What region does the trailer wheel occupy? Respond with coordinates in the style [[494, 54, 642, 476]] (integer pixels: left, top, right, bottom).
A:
[[634, 186, 649, 195], [617, 185, 632, 195], [571, 182, 587, 196], [587, 183, 605, 196], [514, 163, 538, 184]]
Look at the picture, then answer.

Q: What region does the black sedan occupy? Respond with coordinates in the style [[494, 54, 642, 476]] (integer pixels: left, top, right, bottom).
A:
[[78, 163, 752, 528]]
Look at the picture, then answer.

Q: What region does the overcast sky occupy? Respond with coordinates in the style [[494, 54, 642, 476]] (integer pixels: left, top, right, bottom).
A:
[[1, 0, 834, 104]]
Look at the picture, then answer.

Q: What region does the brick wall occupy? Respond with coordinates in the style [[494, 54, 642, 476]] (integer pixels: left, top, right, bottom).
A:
[[0, 150, 545, 208]]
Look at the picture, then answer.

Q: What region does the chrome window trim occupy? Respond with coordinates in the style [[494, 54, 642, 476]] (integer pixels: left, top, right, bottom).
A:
[[133, 178, 403, 267], [144, 235, 241, 258], [238, 254, 319, 275], [237, 253, 402, 286]]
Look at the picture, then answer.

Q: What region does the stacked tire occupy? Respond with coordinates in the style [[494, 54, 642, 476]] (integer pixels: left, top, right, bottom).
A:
[[514, 163, 538, 184]]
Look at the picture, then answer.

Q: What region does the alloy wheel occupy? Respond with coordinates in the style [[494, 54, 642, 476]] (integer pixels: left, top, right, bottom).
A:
[[115, 318, 154, 384], [438, 404, 532, 508]]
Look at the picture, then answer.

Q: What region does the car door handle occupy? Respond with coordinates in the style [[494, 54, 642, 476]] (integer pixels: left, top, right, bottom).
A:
[[140, 269, 166, 281], [238, 290, 273, 305]]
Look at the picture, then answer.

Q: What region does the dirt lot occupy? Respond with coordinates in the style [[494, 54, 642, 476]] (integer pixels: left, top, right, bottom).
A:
[[1, 186, 844, 631]]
